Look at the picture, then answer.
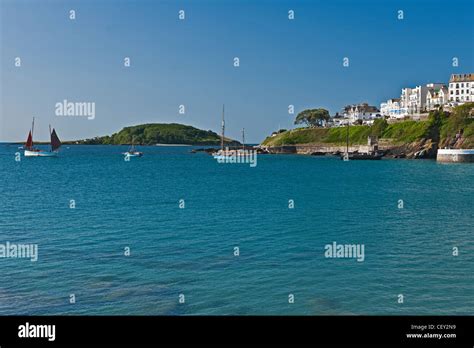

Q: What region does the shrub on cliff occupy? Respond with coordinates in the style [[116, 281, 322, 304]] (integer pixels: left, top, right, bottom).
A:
[[371, 118, 388, 137], [441, 103, 474, 139], [440, 103, 474, 148], [425, 110, 449, 142]]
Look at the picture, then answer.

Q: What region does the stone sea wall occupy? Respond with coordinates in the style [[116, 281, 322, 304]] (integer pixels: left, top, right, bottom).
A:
[[437, 149, 474, 163]]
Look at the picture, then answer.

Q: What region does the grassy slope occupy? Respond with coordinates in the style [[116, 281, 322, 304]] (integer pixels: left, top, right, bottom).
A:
[[262, 123, 427, 146], [261, 126, 375, 146], [262, 104, 474, 148]]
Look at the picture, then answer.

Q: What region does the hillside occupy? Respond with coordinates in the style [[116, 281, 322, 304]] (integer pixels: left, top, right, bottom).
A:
[[74, 123, 240, 146], [262, 104, 474, 150]]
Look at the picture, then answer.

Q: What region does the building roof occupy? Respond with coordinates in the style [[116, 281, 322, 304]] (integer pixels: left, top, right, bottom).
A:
[[449, 73, 474, 82]]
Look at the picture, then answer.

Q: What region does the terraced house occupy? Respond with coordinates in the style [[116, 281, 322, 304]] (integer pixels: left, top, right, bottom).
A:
[[449, 73, 474, 103]]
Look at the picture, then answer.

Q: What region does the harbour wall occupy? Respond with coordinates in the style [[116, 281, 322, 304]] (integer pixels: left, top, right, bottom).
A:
[[436, 149, 474, 163], [266, 144, 376, 155]]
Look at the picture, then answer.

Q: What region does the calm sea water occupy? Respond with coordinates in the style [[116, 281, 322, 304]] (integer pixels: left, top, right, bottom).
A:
[[0, 144, 473, 315]]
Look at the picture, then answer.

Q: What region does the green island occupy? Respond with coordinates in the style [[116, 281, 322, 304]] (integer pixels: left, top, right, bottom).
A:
[[72, 123, 239, 146], [261, 103, 474, 158]]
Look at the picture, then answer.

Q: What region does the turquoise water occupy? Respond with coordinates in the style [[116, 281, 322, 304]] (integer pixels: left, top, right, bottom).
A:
[[0, 144, 473, 315]]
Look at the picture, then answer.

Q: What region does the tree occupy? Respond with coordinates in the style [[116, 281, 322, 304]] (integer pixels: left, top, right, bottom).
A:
[[294, 108, 330, 127]]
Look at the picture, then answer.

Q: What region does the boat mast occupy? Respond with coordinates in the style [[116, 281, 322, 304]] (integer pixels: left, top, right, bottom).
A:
[[221, 104, 225, 151], [49, 124, 52, 151], [31, 117, 35, 146], [242, 128, 245, 150], [346, 122, 349, 155]]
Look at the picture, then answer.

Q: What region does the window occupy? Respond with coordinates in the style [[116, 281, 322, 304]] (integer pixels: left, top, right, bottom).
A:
[[461, 83, 464, 87], [456, 90, 459, 95], [456, 83, 459, 88]]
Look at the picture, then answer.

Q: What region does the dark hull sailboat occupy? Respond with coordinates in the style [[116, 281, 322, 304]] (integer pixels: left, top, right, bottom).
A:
[[342, 152, 383, 160]]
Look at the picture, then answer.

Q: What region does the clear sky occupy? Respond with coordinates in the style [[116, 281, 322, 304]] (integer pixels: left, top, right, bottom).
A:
[[1, 0, 473, 143]]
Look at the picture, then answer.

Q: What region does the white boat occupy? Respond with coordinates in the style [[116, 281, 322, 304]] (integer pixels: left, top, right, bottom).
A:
[[123, 151, 143, 157], [212, 109, 251, 160], [24, 118, 61, 157], [213, 149, 254, 160], [24, 149, 59, 157], [123, 138, 143, 158]]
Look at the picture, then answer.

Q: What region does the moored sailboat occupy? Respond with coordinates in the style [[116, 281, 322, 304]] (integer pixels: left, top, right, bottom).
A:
[[24, 118, 62, 157], [212, 105, 252, 160], [340, 123, 383, 160], [123, 137, 143, 158]]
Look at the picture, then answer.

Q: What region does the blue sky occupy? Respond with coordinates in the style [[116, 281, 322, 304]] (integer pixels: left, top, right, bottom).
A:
[[1, 0, 473, 143]]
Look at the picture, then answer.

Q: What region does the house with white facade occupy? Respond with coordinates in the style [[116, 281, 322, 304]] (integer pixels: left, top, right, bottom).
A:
[[448, 73, 474, 104], [426, 85, 448, 111], [380, 98, 402, 118], [342, 103, 380, 124]]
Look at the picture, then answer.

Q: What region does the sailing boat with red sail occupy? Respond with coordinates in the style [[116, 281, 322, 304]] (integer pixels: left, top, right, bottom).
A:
[[24, 117, 62, 157]]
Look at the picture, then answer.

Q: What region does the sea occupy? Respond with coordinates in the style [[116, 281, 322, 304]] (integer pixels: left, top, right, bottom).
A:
[[0, 144, 473, 315]]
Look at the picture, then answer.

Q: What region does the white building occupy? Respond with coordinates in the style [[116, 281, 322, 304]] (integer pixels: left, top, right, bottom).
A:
[[342, 103, 380, 124], [426, 85, 448, 110], [380, 98, 402, 118], [331, 117, 350, 127], [448, 73, 474, 104], [400, 83, 444, 115], [400, 88, 412, 116]]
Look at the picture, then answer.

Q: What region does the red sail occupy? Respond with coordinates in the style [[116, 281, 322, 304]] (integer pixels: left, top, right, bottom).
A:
[[25, 131, 33, 149], [50, 128, 61, 151]]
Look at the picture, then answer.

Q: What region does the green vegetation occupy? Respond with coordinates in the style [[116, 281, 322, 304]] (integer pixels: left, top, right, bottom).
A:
[[324, 126, 372, 145], [76, 123, 239, 145], [370, 118, 388, 137], [294, 108, 330, 127], [262, 125, 373, 146], [382, 120, 431, 144], [262, 104, 474, 148], [439, 103, 474, 148]]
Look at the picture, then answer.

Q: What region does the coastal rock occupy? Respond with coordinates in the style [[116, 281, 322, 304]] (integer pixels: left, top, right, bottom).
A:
[[386, 139, 438, 159]]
